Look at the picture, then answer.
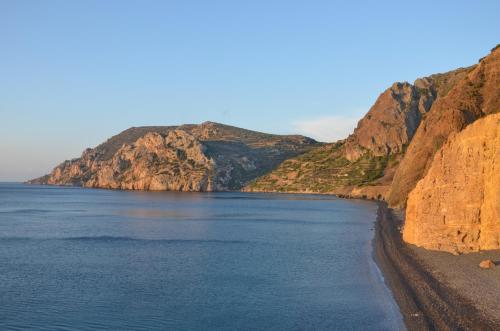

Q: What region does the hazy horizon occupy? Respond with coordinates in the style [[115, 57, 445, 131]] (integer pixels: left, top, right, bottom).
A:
[[1, 0, 499, 181]]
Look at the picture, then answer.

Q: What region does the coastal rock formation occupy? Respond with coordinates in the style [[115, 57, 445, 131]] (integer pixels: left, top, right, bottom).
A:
[[388, 46, 500, 207], [30, 122, 317, 191], [344, 81, 435, 161], [84, 130, 215, 191], [244, 65, 471, 198], [403, 114, 500, 254]]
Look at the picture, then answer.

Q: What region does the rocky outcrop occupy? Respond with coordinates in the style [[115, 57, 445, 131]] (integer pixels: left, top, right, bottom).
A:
[[403, 114, 500, 254], [30, 122, 317, 191], [344, 81, 435, 161], [388, 46, 500, 207], [38, 130, 216, 190], [245, 52, 480, 198], [85, 130, 216, 191], [244, 66, 471, 197]]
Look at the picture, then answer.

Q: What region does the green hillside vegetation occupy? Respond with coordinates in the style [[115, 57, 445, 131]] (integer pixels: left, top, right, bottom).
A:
[[246, 141, 399, 193]]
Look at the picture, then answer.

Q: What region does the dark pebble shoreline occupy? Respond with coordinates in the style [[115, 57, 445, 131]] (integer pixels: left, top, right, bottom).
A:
[[374, 202, 500, 331]]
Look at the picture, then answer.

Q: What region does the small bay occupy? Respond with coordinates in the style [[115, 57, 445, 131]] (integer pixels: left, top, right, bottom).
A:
[[0, 183, 403, 330]]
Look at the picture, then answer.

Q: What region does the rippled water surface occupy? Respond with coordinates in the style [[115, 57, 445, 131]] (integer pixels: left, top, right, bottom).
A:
[[0, 183, 403, 330]]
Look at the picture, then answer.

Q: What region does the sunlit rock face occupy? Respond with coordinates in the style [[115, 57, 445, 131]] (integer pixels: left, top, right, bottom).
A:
[[29, 122, 318, 192], [388, 46, 500, 207], [344, 81, 435, 161], [404, 114, 500, 254], [82, 130, 216, 191], [245, 65, 473, 198]]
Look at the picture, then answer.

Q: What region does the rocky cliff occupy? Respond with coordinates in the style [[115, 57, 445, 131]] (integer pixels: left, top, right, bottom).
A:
[[29, 122, 317, 191], [244, 66, 470, 198], [387, 46, 500, 207], [344, 81, 435, 161], [403, 114, 500, 254]]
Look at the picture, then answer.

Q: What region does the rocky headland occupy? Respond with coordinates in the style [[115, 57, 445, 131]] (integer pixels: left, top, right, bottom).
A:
[[29, 122, 317, 191]]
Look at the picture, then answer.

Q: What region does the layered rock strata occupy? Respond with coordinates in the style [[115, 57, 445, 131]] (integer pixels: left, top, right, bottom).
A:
[[403, 114, 500, 253]]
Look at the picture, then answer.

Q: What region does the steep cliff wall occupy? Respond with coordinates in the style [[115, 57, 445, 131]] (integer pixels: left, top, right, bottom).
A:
[[244, 66, 469, 198], [344, 81, 435, 161], [403, 114, 500, 254], [388, 46, 500, 207]]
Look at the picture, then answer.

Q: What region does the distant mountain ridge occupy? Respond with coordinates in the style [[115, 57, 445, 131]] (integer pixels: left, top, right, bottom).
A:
[[29, 122, 318, 191]]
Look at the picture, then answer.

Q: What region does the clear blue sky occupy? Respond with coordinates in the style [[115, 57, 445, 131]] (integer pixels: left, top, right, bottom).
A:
[[1, 0, 499, 181]]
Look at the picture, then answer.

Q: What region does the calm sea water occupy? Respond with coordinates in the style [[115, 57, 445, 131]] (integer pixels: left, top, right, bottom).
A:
[[0, 183, 403, 330]]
